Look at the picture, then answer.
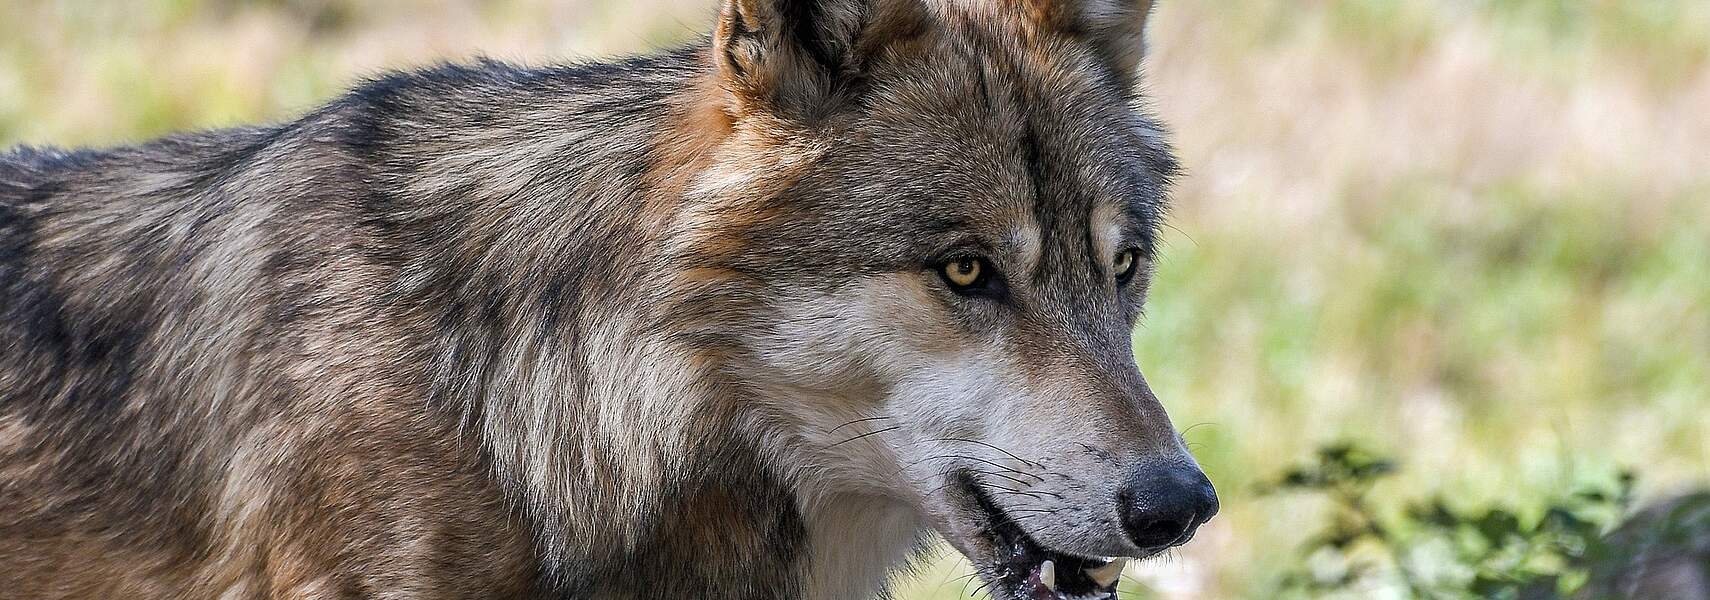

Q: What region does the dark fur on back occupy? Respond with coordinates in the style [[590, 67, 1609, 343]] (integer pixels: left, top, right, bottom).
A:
[[1, 46, 812, 598]]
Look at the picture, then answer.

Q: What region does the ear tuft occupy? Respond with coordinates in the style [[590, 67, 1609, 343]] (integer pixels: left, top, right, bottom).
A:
[[1049, 0, 1157, 85], [713, 0, 927, 118], [716, 0, 781, 80], [1102, 0, 1156, 79]]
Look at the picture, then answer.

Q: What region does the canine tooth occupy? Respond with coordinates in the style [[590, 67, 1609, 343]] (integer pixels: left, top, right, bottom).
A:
[[1039, 559, 1057, 591], [1084, 558, 1128, 588]]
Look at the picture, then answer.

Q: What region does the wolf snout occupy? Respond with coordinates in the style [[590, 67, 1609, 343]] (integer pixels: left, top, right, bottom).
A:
[[1118, 464, 1219, 551]]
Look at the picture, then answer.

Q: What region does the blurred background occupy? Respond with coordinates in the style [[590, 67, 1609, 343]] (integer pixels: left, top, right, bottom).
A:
[[3, 0, 1705, 598]]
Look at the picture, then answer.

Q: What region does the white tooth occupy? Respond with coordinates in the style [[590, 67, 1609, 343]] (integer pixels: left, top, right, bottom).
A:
[[1039, 559, 1057, 591], [1085, 558, 1128, 588]]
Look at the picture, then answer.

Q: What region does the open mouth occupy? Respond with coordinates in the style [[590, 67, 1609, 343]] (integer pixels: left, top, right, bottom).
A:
[[958, 473, 1136, 600]]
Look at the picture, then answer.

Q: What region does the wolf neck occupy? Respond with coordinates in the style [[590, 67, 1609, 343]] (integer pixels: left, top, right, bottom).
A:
[[369, 48, 926, 597], [475, 321, 926, 598], [457, 296, 927, 597], [798, 495, 933, 599]]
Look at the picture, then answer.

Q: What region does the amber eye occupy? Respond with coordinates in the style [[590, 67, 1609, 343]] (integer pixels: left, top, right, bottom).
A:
[[936, 255, 1004, 297], [942, 257, 983, 288], [1114, 249, 1140, 285]]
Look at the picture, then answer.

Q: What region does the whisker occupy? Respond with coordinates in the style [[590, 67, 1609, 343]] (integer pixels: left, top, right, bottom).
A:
[[922, 437, 1043, 469], [1026, 488, 1066, 500], [1073, 441, 1118, 464], [1179, 422, 1216, 437], [993, 489, 1048, 500], [952, 571, 981, 597], [826, 415, 893, 434], [891, 455, 1038, 484], [969, 577, 997, 598], [825, 424, 903, 449], [912, 454, 1044, 482], [1005, 507, 1061, 515], [972, 471, 1037, 489]]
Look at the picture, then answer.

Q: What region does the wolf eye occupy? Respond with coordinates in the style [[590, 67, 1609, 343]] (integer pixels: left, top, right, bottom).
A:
[[939, 256, 993, 294], [1114, 249, 1140, 285]]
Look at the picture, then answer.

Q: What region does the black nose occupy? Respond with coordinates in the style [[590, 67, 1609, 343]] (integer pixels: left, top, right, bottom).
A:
[[1118, 464, 1219, 550]]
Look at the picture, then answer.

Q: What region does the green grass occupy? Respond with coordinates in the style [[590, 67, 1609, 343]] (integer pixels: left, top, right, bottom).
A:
[[5, 1, 1706, 598], [1121, 181, 1709, 597]]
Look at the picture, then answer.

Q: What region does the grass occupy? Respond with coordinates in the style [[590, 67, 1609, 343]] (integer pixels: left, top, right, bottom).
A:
[[5, 1, 1707, 598]]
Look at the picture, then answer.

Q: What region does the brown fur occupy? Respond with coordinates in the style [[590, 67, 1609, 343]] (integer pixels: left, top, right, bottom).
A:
[[0, 0, 1200, 598]]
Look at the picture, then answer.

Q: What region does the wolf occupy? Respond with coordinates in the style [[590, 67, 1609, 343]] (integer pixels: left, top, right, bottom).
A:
[[0, 0, 1214, 597]]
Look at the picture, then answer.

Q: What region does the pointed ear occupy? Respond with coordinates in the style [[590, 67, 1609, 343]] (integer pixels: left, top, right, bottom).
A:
[[713, 0, 928, 117], [1058, 0, 1158, 85]]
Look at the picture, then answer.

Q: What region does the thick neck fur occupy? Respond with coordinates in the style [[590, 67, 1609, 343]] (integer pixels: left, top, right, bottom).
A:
[[343, 45, 924, 598]]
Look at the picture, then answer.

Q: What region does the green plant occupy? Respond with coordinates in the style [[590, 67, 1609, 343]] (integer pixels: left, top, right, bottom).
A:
[[1261, 442, 1635, 600]]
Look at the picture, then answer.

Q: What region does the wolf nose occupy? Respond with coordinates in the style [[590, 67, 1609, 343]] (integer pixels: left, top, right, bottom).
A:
[[1118, 464, 1219, 550]]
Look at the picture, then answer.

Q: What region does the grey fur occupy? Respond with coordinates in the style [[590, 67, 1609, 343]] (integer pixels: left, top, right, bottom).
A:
[[0, 0, 1204, 598]]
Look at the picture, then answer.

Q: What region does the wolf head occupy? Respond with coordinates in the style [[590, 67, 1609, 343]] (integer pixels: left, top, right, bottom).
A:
[[667, 0, 1214, 597]]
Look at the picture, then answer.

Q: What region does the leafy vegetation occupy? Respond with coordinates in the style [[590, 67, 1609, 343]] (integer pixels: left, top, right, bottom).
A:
[[1261, 443, 1636, 600]]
